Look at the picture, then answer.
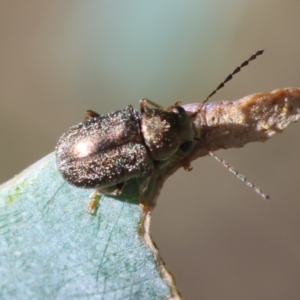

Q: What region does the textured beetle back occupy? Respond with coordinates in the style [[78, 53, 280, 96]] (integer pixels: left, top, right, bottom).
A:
[[56, 107, 153, 188]]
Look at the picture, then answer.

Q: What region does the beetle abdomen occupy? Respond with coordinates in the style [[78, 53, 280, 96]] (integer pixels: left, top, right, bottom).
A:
[[56, 107, 153, 188]]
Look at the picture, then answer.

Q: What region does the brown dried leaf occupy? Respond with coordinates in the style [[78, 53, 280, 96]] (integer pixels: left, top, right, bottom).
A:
[[186, 87, 300, 158]]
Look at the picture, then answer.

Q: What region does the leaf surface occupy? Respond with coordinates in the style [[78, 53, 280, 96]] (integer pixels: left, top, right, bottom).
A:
[[0, 154, 173, 300]]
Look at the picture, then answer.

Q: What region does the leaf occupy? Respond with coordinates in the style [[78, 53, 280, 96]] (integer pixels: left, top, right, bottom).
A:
[[0, 154, 177, 300], [1, 88, 300, 299]]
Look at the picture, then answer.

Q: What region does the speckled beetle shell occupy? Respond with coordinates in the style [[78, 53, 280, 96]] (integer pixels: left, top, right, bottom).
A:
[[55, 102, 195, 189]]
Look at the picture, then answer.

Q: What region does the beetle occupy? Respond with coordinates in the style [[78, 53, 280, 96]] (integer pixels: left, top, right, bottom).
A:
[[56, 50, 266, 213], [55, 99, 196, 213]]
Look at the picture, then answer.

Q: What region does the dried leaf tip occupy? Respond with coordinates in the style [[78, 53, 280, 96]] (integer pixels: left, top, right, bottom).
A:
[[185, 87, 300, 153]]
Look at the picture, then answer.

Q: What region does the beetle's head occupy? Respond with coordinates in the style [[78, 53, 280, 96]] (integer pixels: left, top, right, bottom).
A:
[[141, 105, 195, 161]]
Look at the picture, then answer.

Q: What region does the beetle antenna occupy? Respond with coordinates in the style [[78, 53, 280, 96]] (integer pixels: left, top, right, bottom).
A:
[[197, 50, 269, 200], [202, 49, 264, 106], [209, 151, 270, 200]]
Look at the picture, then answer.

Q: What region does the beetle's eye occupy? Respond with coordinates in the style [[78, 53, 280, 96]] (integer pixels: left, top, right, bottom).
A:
[[173, 106, 185, 114], [179, 141, 193, 152]]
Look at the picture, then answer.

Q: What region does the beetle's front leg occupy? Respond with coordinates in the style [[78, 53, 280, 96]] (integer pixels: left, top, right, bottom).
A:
[[88, 189, 102, 215], [88, 182, 125, 215], [85, 110, 100, 121], [180, 158, 193, 171], [140, 98, 164, 113], [165, 101, 182, 111], [140, 98, 183, 113], [152, 156, 193, 172]]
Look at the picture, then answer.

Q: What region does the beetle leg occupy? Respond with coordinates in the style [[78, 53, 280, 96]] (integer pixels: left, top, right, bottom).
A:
[[85, 110, 100, 121], [140, 98, 184, 113], [154, 156, 193, 172], [171, 155, 193, 171], [166, 101, 182, 111], [111, 182, 125, 195], [87, 183, 125, 215], [140, 99, 148, 113], [139, 173, 154, 209], [180, 158, 193, 171], [140, 98, 165, 112], [88, 189, 102, 215]]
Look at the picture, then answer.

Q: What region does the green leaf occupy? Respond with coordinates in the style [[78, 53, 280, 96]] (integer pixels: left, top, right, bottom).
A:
[[0, 154, 175, 300]]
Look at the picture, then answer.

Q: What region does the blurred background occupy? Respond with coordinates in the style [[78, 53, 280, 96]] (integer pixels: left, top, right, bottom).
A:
[[1, 1, 300, 299]]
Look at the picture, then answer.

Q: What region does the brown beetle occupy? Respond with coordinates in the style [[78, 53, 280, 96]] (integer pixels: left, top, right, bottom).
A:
[[56, 99, 196, 213]]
